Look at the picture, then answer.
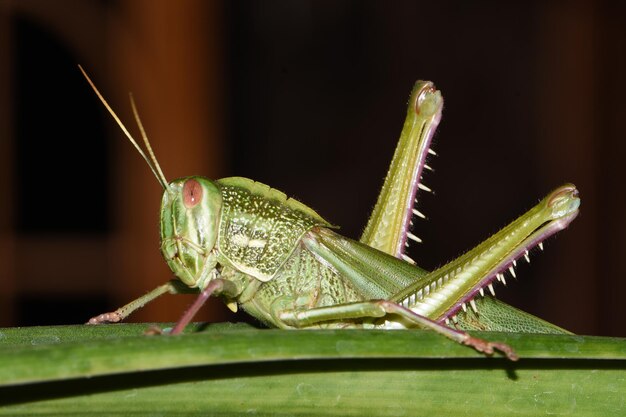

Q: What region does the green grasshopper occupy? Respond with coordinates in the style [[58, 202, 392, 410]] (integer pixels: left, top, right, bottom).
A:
[[81, 67, 580, 360]]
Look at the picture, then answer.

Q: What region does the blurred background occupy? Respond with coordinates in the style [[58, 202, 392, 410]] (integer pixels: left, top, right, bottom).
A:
[[0, 0, 624, 336]]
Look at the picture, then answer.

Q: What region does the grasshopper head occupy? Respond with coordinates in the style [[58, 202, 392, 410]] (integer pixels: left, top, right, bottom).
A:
[[160, 177, 223, 288], [78, 68, 223, 289]]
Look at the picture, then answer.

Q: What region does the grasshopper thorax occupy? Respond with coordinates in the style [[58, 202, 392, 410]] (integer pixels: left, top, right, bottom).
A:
[[160, 176, 223, 288]]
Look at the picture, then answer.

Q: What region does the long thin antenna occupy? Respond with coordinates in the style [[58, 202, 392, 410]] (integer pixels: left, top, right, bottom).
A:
[[129, 93, 169, 190], [78, 65, 169, 190]]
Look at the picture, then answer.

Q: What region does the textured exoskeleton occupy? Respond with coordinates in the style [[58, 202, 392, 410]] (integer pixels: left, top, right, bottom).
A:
[[82, 70, 580, 360]]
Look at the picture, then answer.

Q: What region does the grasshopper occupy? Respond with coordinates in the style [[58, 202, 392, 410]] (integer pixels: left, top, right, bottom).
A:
[[81, 67, 580, 360]]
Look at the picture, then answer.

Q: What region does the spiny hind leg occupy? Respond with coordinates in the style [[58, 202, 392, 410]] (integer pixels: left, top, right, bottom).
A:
[[277, 299, 518, 360]]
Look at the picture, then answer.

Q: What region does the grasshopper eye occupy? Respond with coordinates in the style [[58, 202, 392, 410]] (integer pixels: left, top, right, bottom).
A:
[[183, 179, 203, 208]]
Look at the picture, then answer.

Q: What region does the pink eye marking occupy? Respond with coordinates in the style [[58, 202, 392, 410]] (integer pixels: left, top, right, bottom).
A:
[[183, 179, 203, 208]]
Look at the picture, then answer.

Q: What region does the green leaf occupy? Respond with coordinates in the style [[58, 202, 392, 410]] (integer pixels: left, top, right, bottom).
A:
[[1, 323, 625, 416]]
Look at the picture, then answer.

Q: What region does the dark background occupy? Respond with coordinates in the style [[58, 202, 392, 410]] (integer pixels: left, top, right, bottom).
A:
[[0, 0, 624, 336]]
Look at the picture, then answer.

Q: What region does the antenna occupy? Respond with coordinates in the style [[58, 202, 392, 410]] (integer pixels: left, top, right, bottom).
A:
[[78, 65, 170, 190]]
